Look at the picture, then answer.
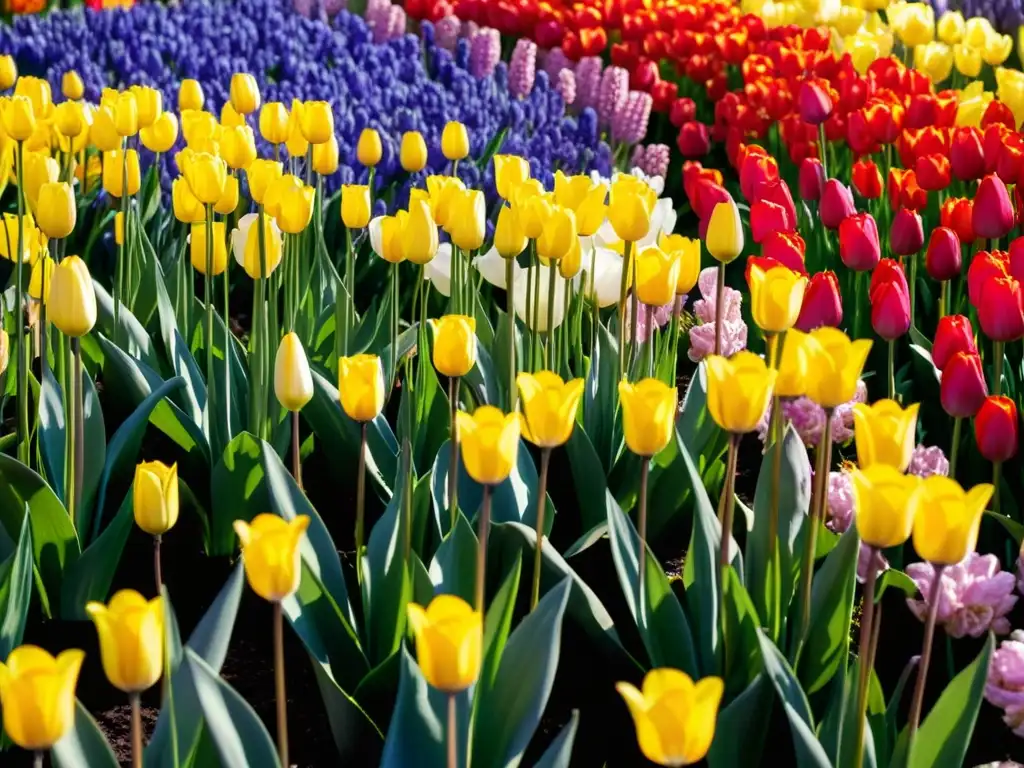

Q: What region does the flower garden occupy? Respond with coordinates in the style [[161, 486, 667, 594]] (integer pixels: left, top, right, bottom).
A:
[[1, 0, 1024, 765]]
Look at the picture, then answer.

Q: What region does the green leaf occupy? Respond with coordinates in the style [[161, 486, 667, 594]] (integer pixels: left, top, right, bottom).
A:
[[707, 675, 772, 767], [429, 512, 478, 604], [985, 509, 1024, 545], [0, 510, 33, 659], [679, 361, 724, 460], [563, 426, 614, 536], [80, 372, 107, 519], [38, 368, 67, 502], [583, 323, 618, 472], [52, 700, 119, 768], [723, 567, 764, 693], [533, 710, 579, 768], [478, 552, 522, 701], [412, 349, 451, 475], [874, 568, 917, 602], [92, 278, 160, 369], [184, 648, 281, 768], [797, 527, 858, 695], [472, 578, 571, 768], [310, 658, 384, 760], [209, 432, 267, 557], [462, 334, 502, 406]]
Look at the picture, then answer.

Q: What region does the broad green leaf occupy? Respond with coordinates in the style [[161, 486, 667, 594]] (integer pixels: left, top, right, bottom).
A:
[[429, 511, 478, 604], [563, 427, 615, 536], [874, 568, 917, 603], [209, 432, 267, 557], [478, 552, 522, 702], [310, 658, 384, 760], [678, 361, 724, 460], [722, 567, 764, 694], [461, 334, 502, 406], [533, 710, 579, 768], [38, 368, 67, 502], [708, 674, 772, 767], [0, 511, 33, 659], [52, 701, 119, 768], [583, 323, 618, 472], [80, 372, 106, 519], [92, 278, 159, 369], [412, 348, 451, 475], [985, 509, 1024, 545]]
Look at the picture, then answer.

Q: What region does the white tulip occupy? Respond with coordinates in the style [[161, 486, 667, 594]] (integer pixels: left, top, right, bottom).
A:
[[424, 242, 452, 297], [472, 246, 519, 289], [514, 264, 568, 331], [230, 212, 280, 268]]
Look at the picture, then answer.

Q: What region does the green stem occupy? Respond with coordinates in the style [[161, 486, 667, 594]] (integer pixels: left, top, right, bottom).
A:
[[506, 257, 517, 411], [646, 304, 655, 378], [851, 552, 879, 768], [389, 262, 398, 389], [629, 257, 639, 374], [545, 263, 557, 369], [993, 340, 1004, 396], [222, 227, 231, 442], [714, 260, 725, 357], [907, 565, 946, 746], [818, 123, 828, 179], [15, 140, 28, 465], [525, 256, 534, 371], [618, 240, 632, 380], [355, 422, 367, 584], [887, 339, 895, 401], [530, 448, 551, 611], [204, 205, 214, 397], [448, 377, 460, 533], [273, 602, 289, 768], [949, 417, 961, 479], [475, 485, 492, 614], [797, 412, 833, 659], [73, 338, 83, 533]]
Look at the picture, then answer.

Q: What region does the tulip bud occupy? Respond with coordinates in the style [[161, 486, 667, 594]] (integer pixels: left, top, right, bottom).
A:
[[114, 212, 124, 247], [617, 378, 678, 455], [451, 189, 488, 252], [634, 246, 681, 307], [401, 199, 440, 264], [60, 70, 84, 101], [456, 405, 521, 484], [940, 351, 987, 418], [312, 135, 339, 175], [705, 199, 744, 263], [493, 154, 531, 200], [400, 130, 428, 172], [112, 91, 138, 137], [676, 121, 710, 157], [234, 514, 310, 602], [341, 185, 371, 229], [259, 102, 290, 145], [941, 196, 975, 245], [178, 79, 204, 111], [851, 465, 921, 550], [442, 121, 470, 161], [230, 73, 260, 115], [429, 315, 477, 378], [750, 200, 790, 245], [761, 231, 806, 274], [338, 354, 386, 422], [748, 264, 807, 333], [274, 332, 314, 412], [0, 646, 84, 750], [267, 175, 315, 235], [853, 399, 920, 472], [838, 212, 880, 271], [220, 125, 257, 171], [852, 159, 883, 199], [1, 95, 36, 141], [870, 273, 911, 341], [975, 395, 1019, 463], [819, 179, 855, 230], [933, 315, 977, 370], [300, 100, 333, 145], [133, 460, 179, 536], [190, 222, 229, 276], [890, 208, 924, 256], [36, 182, 76, 240], [799, 79, 833, 125], [973, 174, 1015, 240], [214, 175, 239, 216], [53, 101, 85, 143], [47, 256, 96, 338], [795, 271, 843, 332], [978, 276, 1024, 342], [182, 151, 226, 205], [29, 255, 55, 302], [924, 227, 961, 282], [798, 157, 825, 201], [951, 127, 984, 181], [84, 590, 163, 694], [238, 214, 283, 278], [357, 127, 383, 167], [494, 204, 527, 259], [246, 159, 284, 206], [0, 55, 17, 91], [407, 595, 483, 696], [139, 112, 178, 154]]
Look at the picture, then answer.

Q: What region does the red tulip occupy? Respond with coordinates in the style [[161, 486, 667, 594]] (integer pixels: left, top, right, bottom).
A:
[[839, 212, 881, 271], [753, 179, 797, 230], [925, 227, 962, 282], [692, 178, 731, 221], [975, 396, 1019, 462], [950, 126, 986, 181], [933, 315, 978, 370], [820, 179, 855, 230], [739, 152, 779, 202], [973, 174, 1015, 241], [799, 78, 833, 125], [1009, 236, 1024, 283], [864, 99, 903, 144], [978, 275, 1024, 342], [890, 208, 924, 256], [887, 168, 928, 212], [851, 159, 883, 199], [997, 136, 1024, 185], [670, 97, 697, 127], [871, 272, 911, 341], [798, 157, 825, 201], [983, 124, 1013, 175], [982, 100, 1016, 131], [967, 250, 1009, 307], [941, 352, 988, 418], [940, 196, 975, 245], [676, 122, 711, 157], [750, 200, 791, 243], [761, 231, 807, 274], [915, 154, 952, 191], [795, 270, 843, 331], [651, 81, 678, 113]]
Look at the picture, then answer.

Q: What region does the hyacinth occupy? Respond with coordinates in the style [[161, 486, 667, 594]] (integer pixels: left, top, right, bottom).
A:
[[624, 296, 682, 344], [757, 381, 869, 447], [824, 470, 889, 583], [555, 69, 576, 107], [938, 0, 1024, 32], [987, 632, 1024, 739], [468, 27, 501, 79], [906, 554, 1018, 638], [434, 14, 461, 51], [630, 144, 671, 179], [613, 90, 653, 144], [689, 267, 749, 361], [574, 56, 603, 113], [542, 48, 572, 81], [509, 38, 538, 98], [365, 0, 402, 44], [907, 444, 950, 478], [598, 66, 629, 129]]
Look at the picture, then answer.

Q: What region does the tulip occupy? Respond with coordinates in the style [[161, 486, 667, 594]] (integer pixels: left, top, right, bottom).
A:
[[298, 100, 333, 145], [369, 214, 406, 264], [90, 106, 119, 152], [86, 590, 163, 693], [312, 136, 339, 175], [851, 465, 921, 549], [676, 121, 710, 157], [776, 329, 811, 397], [973, 395, 1017, 466], [973, 174, 1015, 240], [839, 213, 880, 271], [799, 79, 833, 125], [220, 125, 256, 171], [749, 200, 790, 245], [704, 199, 744, 263], [0, 55, 14, 90], [554, 173, 607, 237], [748, 264, 806, 334], [47, 256, 96, 338], [190, 222, 229, 276], [0, 646, 84, 750], [978, 276, 1024, 342], [740, 152, 779, 203], [618, 378, 679, 456], [29, 255, 54, 302], [798, 157, 825, 201], [267, 175, 315, 234], [517, 371, 584, 448], [450, 189, 488, 252], [761, 232, 807, 274], [182, 151, 226, 206], [616, 669, 724, 767], [139, 112, 178, 154], [172, 177, 205, 224], [178, 78, 204, 111], [101, 149, 140, 200], [456, 405, 520, 485], [851, 159, 883, 199], [110, 91, 138, 137], [853, 399, 920, 472], [494, 204, 527, 259], [130, 86, 161, 129], [940, 197, 974, 246], [401, 199, 439, 265], [950, 127, 985, 181], [925, 227, 962, 285], [54, 100, 85, 141], [441, 121, 470, 161], [890, 208, 924, 257], [795, 271, 843, 332], [247, 159, 284, 206], [14, 76, 51, 120], [239, 213, 284, 279], [804, 327, 872, 408], [357, 127, 382, 167], [705, 352, 776, 434], [407, 595, 482, 693], [968, 251, 1008, 308], [430, 315, 477, 378], [400, 130, 428, 172], [634, 246, 682, 308], [259, 102, 290, 145], [494, 154, 531, 199], [220, 100, 245, 129], [933, 315, 977, 370], [179, 110, 217, 148], [341, 185, 371, 229], [819, 180, 855, 229], [133, 460, 178, 537], [213, 175, 239, 216], [609, 176, 657, 243], [284, 100, 308, 158], [870, 272, 911, 341], [234, 514, 310, 602], [35, 182, 75, 240], [937, 10, 965, 43], [229, 73, 260, 114], [270, 332, 314, 416], [911, 477, 992, 565], [941, 352, 987, 418], [24, 152, 58, 213], [660, 234, 701, 295]]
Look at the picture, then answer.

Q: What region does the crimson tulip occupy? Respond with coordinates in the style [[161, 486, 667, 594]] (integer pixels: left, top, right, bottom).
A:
[[798, 157, 825, 201], [967, 250, 1009, 308], [676, 122, 710, 157], [838, 212, 881, 271], [925, 227, 961, 282], [940, 197, 975, 245], [851, 159, 882, 199], [950, 126, 985, 181], [871, 273, 911, 340], [940, 352, 988, 418], [1009, 237, 1024, 283], [753, 179, 797, 230], [799, 79, 833, 125], [973, 174, 1015, 241], [750, 200, 791, 243], [820, 179, 855, 230], [669, 97, 696, 127], [916, 154, 952, 191], [932, 315, 977, 370], [978, 276, 1024, 342], [761, 231, 807, 274], [890, 208, 924, 256], [795, 270, 843, 331], [974, 396, 1019, 462]]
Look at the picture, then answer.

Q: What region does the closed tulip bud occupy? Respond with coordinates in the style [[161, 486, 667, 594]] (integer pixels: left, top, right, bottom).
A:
[[259, 102, 289, 144], [494, 204, 528, 259], [341, 185, 371, 229], [703, 198, 743, 263], [229, 73, 260, 115], [23, 151, 58, 213], [535, 203, 576, 262], [178, 79, 204, 111], [617, 669, 724, 768], [975, 395, 1018, 462], [0, 646, 84, 750], [274, 332, 313, 412], [799, 79, 833, 125], [430, 314, 477, 378], [889, 208, 924, 257], [234, 514, 310, 602], [618, 378, 679, 456], [851, 465, 921, 549], [494, 154, 531, 199], [402, 199, 439, 265], [111, 91, 138, 137], [14, 76, 51, 120], [795, 271, 843, 332], [933, 315, 977, 370], [220, 125, 256, 170], [139, 111, 178, 154], [968, 251, 1008, 308], [941, 351, 987, 417], [937, 10, 965, 44], [512, 184, 553, 241], [804, 327, 872, 408], [132, 460, 179, 536], [838, 213, 880, 272], [182, 151, 226, 205], [284, 99, 308, 158], [911, 477, 992, 564], [54, 100, 85, 141], [47, 256, 96, 337], [59, 70, 84, 101], [400, 130, 428, 172], [236, 213, 283, 278], [676, 121, 711, 157], [852, 159, 883, 199], [749, 200, 790, 245], [357, 127, 382, 167], [559, 237, 583, 279], [312, 135, 339, 175], [214, 175, 239, 216], [36, 182, 75, 240], [220, 100, 245, 129], [776, 329, 811, 397], [798, 157, 825, 202], [190, 222, 229, 276], [1, 95, 36, 141], [609, 177, 658, 243], [338, 354, 386, 422], [925, 227, 961, 282], [853, 399, 920, 471], [407, 595, 482, 694], [86, 590, 163, 693], [369, 214, 406, 264], [171, 177, 204, 223], [90, 106, 119, 152], [979, 276, 1024, 341], [761, 231, 807, 274], [451, 189, 488, 251], [246, 159, 283, 206], [748, 263, 807, 333], [915, 153, 951, 191], [299, 100, 333, 144], [128, 86, 160, 129], [0, 55, 16, 90], [819, 179, 856, 230], [705, 352, 776, 434], [266, 175, 314, 234], [973, 174, 1015, 240], [870, 275, 911, 342], [634, 246, 681, 307], [29, 255, 54, 302], [441, 121, 470, 161], [953, 43, 982, 77], [456, 405, 520, 485]]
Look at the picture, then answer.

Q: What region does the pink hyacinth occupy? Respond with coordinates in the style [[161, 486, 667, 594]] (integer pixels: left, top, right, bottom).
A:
[[509, 39, 538, 98], [1017, 550, 1024, 597], [613, 90, 653, 144], [824, 470, 889, 583], [386, 5, 406, 42], [643, 144, 671, 179], [906, 554, 1018, 638], [689, 267, 748, 361], [322, 0, 346, 15], [624, 296, 679, 344], [985, 632, 1024, 738], [629, 145, 645, 172], [756, 381, 867, 447], [575, 56, 603, 112], [435, 15, 461, 51], [908, 444, 950, 478], [469, 28, 501, 79], [556, 69, 576, 107], [598, 66, 629, 129], [366, 0, 390, 41], [543, 48, 572, 81]]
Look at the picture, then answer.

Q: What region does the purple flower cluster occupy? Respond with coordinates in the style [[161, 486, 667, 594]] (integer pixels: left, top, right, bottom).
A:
[[906, 553, 1017, 638], [1, 0, 611, 200], [987, 632, 1024, 739], [930, 0, 1023, 32]]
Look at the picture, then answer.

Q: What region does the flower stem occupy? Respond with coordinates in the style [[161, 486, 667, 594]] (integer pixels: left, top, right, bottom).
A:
[[73, 338, 84, 529], [448, 376, 460, 533], [531, 448, 552, 611], [130, 693, 142, 768], [993, 460, 1003, 515], [525, 253, 534, 371], [292, 411, 302, 490], [852, 548, 879, 768], [992, 340, 1004, 396], [617, 240, 632, 379], [949, 417, 962, 480], [15, 140, 28, 466], [447, 694, 457, 768], [273, 601, 289, 768], [637, 458, 651, 615], [718, 435, 739, 602], [506, 257, 517, 411], [714, 262, 725, 357], [390, 262, 398, 390], [475, 485, 493, 614], [65, 337, 76, 528], [355, 422, 367, 584], [222, 239, 231, 441], [545, 262, 557, 368], [887, 338, 895, 401], [33, 751, 43, 768], [907, 564, 946, 744], [204, 205, 214, 397], [768, 397, 783, 638], [153, 534, 163, 596], [797, 412, 833, 657], [629, 257, 639, 373]]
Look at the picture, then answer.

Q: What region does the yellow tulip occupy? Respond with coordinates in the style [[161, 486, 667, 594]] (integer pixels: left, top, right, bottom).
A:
[[401, 198, 439, 265], [178, 78, 204, 111], [220, 100, 245, 129], [749, 264, 807, 333], [14, 76, 51, 120], [0, 330, 8, 377], [570, 180, 609, 238], [983, 33, 1014, 66], [852, 399, 919, 472], [220, 125, 256, 171], [0, 645, 84, 750], [425, 175, 465, 228], [312, 135, 339, 175], [230, 73, 260, 114], [850, 465, 920, 549], [266, 175, 314, 234], [804, 328, 873, 409], [338, 354, 386, 422], [910, 478, 993, 565], [0, 56, 17, 91], [517, 371, 584, 448], [450, 189, 487, 251], [36, 182, 76, 240], [493, 154, 531, 200], [140, 111, 178, 153], [616, 669, 724, 767], [775, 329, 810, 397], [494, 204, 527, 259], [183, 151, 226, 206], [112, 91, 138, 137], [512, 182, 554, 240], [246, 158, 284, 206], [407, 595, 482, 693], [89, 105, 119, 152], [635, 246, 682, 307], [215, 175, 240, 216], [964, 16, 994, 48], [705, 352, 776, 434], [618, 378, 678, 456], [894, 3, 934, 47], [114, 212, 125, 247], [274, 332, 314, 412], [300, 100, 334, 144], [400, 130, 428, 172], [341, 184, 371, 229], [285, 99, 308, 158], [915, 41, 954, 83], [357, 127, 382, 167], [0, 212, 40, 262], [133, 460, 179, 536], [705, 199, 744, 264], [553, 170, 594, 210], [190, 222, 229, 276], [1, 95, 36, 141], [54, 100, 85, 139], [430, 315, 477, 378], [233, 514, 310, 602], [833, 6, 865, 37], [47, 256, 96, 337], [936, 10, 965, 44], [259, 102, 290, 145], [24, 152, 59, 212], [172, 176, 205, 224], [370, 213, 406, 264], [456, 405, 521, 485], [29, 254, 55, 302], [660, 233, 700, 295], [241, 214, 284, 278], [131, 86, 162, 128], [536, 204, 577, 262], [559, 236, 582, 279], [441, 120, 470, 161], [86, 590, 163, 693], [608, 176, 657, 242], [181, 109, 218, 148]]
